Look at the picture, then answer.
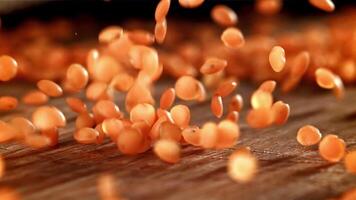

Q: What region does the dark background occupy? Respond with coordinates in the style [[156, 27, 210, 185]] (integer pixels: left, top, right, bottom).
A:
[[1, 0, 356, 28]]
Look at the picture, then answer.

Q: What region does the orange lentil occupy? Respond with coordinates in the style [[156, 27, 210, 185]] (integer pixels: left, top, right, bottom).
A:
[[175, 76, 200, 101], [226, 111, 239, 122], [341, 188, 356, 200], [296, 125, 322, 146], [0, 121, 17, 143], [214, 80, 237, 97], [92, 56, 121, 83], [271, 101, 290, 125], [309, 0, 335, 12], [0, 55, 18, 81], [333, 75, 345, 100], [97, 174, 120, 200], [130, 103, 156, 126], [229, 94, 243, 112], [98, 26, 123, 44], [291, 51, 310, 77], [9, 117, 35, 139], [159, 88, 176, 109], [155, 19, 167, 44], [155, 0, 170, 22], [74, 127, 101, 144], [110, 73, 134, 92], [345, 151, 356, 174], [66, 63, 89, 91], [24, 133, 51, 149], [32, 106, 66, 130], [159, 121, 182, 142], [76, 112, 95, 129], [181, 126, 200, 146], [221, 27, 245, 49], [86, 82, 108, 101], [87, 49, 100, 76], [125, 80, 155, 112], [93, 100, 121, 119], [37, 80, 63, 97], [0, 187, 21, 200], [178, 0, 204, 8], [41, 127, 58, 146], [259, 80, 277, 93], [196, 80, 207, 102], [211, 95, 223, 118], [127, 30, 155, 46], [66, 97, 87, 113], [200, 122, 218, 148], [102, 118, 124, 142], [216, 120, 240, 149], [251, 90, 273, 109], [150, 117, 168, 140], [117, 127, 143, 155], [228, 149, 257, 183], [200, 57, 228, 75], [269, 46, 286, 72], [0, 155, 4, 178], [211, 5, 238, 27], [154, 139, 180, 163], [22, 90, 48, 106], [246, 108, 273, 129], [0, 96, 18, 111], [255, 0, 282, 15], [170, 104, 190, 128], [319, 134, 346, 163], [315, 68, 336, 89]]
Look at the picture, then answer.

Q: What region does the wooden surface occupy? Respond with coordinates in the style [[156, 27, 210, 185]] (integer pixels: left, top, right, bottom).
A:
[[0, 81, 356, 200]]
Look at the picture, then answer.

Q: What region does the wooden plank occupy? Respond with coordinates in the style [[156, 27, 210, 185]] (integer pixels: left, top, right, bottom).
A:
[[0, 81, 355, 200]]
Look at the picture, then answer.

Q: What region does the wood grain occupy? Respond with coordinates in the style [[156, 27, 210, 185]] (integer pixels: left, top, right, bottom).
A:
[[0, 81, 355, 200]]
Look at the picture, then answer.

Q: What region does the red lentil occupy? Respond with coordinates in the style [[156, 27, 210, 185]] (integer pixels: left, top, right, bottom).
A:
[[296, 125, 322, 146], [200, 122, 218, 148], [271, 101, 290, 125], [319, 134, 346, 163], [24, 133, 51, 149], [246, 108, 273, 129], [200, 57, 228, 75], [110, 73, 134, 92], [181, 126, 200, 146], [127, 30, 155, 46], [214, 80, 237, 97], [229, 94, 243, 112], [170, 104, 190, 128], [117, 127, 144, 155], [269, 46, 286, 72], [216, 120, 240, 149], [22, 90, 48, 106], [74, 127, 101, 144], [0, 96, 18, 111], [315, 68, 336, 89], [175, 76, 200, 101], [66, 63, 89, 91], [130, 103, 156, 126], [344, 151, 356, 174], [0, 55, 18, 81], [211, 5, 238, 27], [309, 0, 335, 12], [259, 80, 277, 93], [32, 106, 66, 130], [211, 95, 223, 118], [76, 112, 95, 129], [159, 88, 176, 109], [0, 121, 17, 143], [154, 139, 181, 163], [255, 0, 282, 15], [102, 118, 124, 142], [98, 26, 123, 44], [226, 111, 239, 122], [159, 121, 182, 142], [178, 0, 204, 8], [221, 27, 245, 49], [228, 149, 257, 183], [251, 90, 273, 109], [66, 97, 87, 113], [9, 117, 35, 139], [155, 0, 171, 22], [155, 19, 167, 44], [37, 80, 63, 97]]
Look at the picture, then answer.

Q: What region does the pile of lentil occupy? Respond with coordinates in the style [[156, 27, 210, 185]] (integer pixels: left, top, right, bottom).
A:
[[0, 0, 356, 199]]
